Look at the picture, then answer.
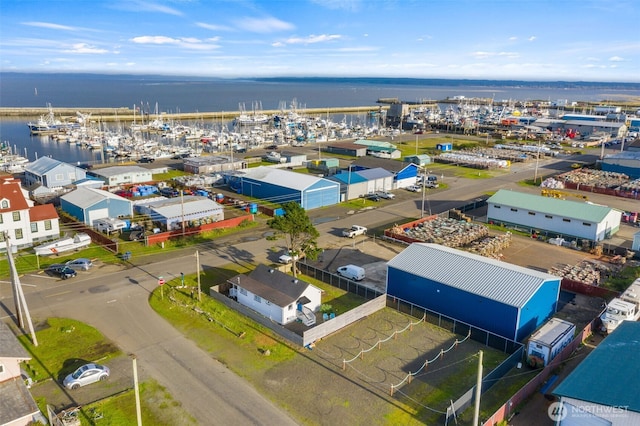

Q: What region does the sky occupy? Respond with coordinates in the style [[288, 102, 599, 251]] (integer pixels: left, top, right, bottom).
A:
[[1, 0, 639, 82]]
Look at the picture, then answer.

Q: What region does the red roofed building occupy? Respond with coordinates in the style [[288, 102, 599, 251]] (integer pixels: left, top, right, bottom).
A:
[[0, 177, 60, 250]]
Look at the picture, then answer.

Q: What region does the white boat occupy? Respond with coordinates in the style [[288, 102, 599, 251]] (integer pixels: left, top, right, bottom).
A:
[[263, 151, 286, 163], [34, 233, 92, 256]]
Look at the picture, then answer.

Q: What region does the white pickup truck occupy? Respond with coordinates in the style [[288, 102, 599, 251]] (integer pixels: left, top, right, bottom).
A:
[[342, 225, 367, 238]]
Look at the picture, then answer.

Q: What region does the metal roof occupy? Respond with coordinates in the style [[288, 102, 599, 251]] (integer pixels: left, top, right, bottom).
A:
[[488, 189, 614, 223], [91, 165, 151, 177], [61, 187, 129, 208], [239, 166, 335, 191], [553, 321, 640, 413], [355, 167, 394, 180], [330, 171, 368, 184], [24, 156, 72, 175], [387, 243, 558, 308], [141, 196, 222, 218]]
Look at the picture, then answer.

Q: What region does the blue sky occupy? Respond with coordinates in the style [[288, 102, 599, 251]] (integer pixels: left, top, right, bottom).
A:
[[1, 0, 638, 82]]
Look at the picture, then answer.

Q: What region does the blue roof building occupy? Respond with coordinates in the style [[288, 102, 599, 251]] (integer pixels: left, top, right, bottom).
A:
[[386, 243, 561, 342], [553, 321, 640, 424], [228, 167, 340, 210]]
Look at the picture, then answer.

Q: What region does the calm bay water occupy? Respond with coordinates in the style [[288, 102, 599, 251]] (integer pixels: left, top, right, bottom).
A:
[[1, 73, 639, 163]]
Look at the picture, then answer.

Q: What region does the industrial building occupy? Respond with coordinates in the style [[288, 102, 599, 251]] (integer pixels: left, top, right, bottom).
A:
[[227, 167, 340, 210], [600, 151, 640, 179], [88, 165, 153, 187], [182, 156, 246, 174], [487, 189, 622, 242], [386, 243, 561, 342], [23, 157, 87, 194], [60, 187, 133, 225], [350, 157, 421, 189], [553, 321, 640, 425]]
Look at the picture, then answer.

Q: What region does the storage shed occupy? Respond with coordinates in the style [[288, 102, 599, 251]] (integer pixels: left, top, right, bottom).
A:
[[386, 243, 561, 342], [60, 187, 133, 225], [228, 167, 340, 210], [487, 189, 622, 242], [436, 143, 453, 151], [404, 154, 432, 167], [183, 156, 247, 174], [351, 157, 420, 189]]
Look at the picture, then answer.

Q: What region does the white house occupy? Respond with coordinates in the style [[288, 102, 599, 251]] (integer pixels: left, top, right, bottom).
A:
[[0, 177, 60, 251], [0, 321, 41, 426], [228, 265, 322, 326]]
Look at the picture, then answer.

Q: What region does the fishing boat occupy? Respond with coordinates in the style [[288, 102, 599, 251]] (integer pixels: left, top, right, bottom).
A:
[[600, 280, 640, 334], [26, 104, 80, 135], [34, 233, 91, 256]]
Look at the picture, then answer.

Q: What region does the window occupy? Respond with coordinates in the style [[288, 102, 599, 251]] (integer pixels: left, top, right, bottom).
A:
[[0, 214, 3, 224], [0, 364, 4, 374], [239, 288, 247, 296], [510, 208, 518, 212], [31, 223, 38, 233], [563, 218, 571, 223], [55, 173, 64, 181], [1, 200, 7, 208], [44, 220, 52, 230], [528, 212, 535, 216], [254, 295, 261, 303], [68, 172, 76, 180], [0, 233, 4, 242], [12, 211, 20, 221], [545, 215, 553, 219], [15, 229, 23, 239], [583, 222, 592, 227], [288, 304, 294, 311]]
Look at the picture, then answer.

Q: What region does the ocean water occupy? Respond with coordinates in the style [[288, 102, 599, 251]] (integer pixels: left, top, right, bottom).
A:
[[1, 73, 639, 163]]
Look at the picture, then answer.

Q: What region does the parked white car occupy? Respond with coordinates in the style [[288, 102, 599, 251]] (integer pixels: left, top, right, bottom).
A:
[[376, 191, 395, 199], [406, 185, 421, 192], [278, 251, 301, 264], [63, 363, 110, 390]]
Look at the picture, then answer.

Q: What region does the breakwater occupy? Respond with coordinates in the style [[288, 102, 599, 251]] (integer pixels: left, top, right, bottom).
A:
[[0, 106, 386, 122]]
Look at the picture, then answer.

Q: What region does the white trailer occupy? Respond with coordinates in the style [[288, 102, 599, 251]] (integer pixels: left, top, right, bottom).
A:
[[526, 318, 575, 368]]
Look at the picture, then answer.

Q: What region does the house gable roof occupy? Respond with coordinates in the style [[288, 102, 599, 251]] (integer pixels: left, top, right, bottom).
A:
[[553, 321, 640, 413], [230, 264, 310, 307], [0, 321, 30, 359], [239, 166, 336, 191], [23, 156, 73, 175], [0, 179, 29, 212], [61, 187, 129, 208], [29, 203, 58, 222]]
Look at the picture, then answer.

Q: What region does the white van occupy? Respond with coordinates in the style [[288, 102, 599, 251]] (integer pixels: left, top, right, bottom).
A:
[[336, 265, 365, 281], [94, 218, 127, 234]]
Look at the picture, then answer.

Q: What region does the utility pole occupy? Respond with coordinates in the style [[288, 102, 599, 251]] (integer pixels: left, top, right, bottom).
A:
[[5, 234, 38, 346], [473, 350, 483, 426], [181, 190, 185, 236], [132, 355, 142, 426], [196, 250, 201, 302]]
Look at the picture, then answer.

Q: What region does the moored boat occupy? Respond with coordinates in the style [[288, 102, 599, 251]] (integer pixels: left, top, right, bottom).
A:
[[34, 233, 92, 256]]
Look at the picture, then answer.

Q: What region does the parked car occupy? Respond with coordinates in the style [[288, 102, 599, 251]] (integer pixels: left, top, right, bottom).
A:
[[65, 258, 93, 271], [365, 193, 381, 202], [376, 191, 395, 199], [137, 156, 155, 163], [63, 363, 110, 390], [45, 264, 77, 280], [406, 185, 421, 192], [160, 187, 179, 197], [278, 250, 302, 264], [336, 264, 365, 281]]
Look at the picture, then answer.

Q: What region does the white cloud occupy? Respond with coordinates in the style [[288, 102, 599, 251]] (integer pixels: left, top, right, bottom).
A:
[[471, 51, 519, 59], [234, 17, 295, 33], [310, 0, 362, 12], [280, 34, 342, 45], [130, 35, 219, 50], [509, 36, 518, 41], [609, 56, 624, 62], [196, 22, 233, 32], [111, 0, 183, 16], [528, 36, 536, 42], [22, 21, 79, 31], [64, 43, 109, 54]]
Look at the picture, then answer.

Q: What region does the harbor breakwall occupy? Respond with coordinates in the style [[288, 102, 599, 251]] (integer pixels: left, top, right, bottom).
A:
[[0, 106, 387, 122]]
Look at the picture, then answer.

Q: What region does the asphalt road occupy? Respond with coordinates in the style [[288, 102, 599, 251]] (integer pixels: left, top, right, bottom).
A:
[[2, 148, 637, 425]]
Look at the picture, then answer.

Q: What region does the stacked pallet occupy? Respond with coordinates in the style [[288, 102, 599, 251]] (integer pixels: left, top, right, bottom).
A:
[[558, 169, 629, 189], [466, 232, 513, 257], [548, 260, 611, 286], [403, 217, 489, 248]]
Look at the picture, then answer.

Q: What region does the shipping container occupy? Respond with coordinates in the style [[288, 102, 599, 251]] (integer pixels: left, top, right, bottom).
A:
[[526, 317, 575, 368]]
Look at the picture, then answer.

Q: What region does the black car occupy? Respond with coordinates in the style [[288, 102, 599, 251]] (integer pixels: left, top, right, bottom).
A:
[[366, 193, 381, 202], [45, 264, 77, 280], [160, 187, 179, 197], [137, 157, 155, 163]]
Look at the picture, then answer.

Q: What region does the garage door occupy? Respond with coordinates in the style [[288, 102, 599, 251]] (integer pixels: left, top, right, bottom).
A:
[[88, 208, 109, 225]]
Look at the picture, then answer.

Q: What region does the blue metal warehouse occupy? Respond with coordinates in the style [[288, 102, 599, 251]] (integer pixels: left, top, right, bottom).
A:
[[386, 243, 561, 342], [228, 166, 340, 210], [60, 187, 133, 225]]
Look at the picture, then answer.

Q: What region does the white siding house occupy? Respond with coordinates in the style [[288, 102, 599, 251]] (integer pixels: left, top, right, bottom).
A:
[[228, 265, 322, 325]]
